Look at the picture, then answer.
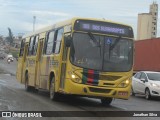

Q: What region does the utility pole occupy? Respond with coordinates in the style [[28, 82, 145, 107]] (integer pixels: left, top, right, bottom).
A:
[[33, 16, 36, 32]]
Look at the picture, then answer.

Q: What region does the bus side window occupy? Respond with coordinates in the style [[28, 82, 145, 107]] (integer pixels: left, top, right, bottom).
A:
[[43, 33, 48, 54], [45, 31, 55, 55], [54, 28, 64, 54], [19, 39, 25, 57], [33, 35, 39, 55], [28, 36, 35, 56]]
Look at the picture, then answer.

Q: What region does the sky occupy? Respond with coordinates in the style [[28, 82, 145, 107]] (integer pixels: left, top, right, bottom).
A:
[[0, 0, 159, 38]]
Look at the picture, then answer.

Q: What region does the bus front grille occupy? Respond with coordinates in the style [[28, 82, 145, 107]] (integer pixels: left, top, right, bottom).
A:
[[89, 87, 111, 93], [99, 75, 122, 81], [103, 83, 115, 86]]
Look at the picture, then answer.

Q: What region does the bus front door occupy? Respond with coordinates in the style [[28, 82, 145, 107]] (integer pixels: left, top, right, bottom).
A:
[[16, 43, 28, 83], [35, 40, 43, 88]]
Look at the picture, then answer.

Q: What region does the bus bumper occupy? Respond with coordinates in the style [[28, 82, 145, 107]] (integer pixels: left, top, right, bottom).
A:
[[64, 79, 131, 100]]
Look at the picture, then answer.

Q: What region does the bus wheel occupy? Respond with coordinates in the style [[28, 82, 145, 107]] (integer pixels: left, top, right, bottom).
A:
[[25, 73, 32, 91], [50, 77, 59, 100], [101, 97, 112, 106]]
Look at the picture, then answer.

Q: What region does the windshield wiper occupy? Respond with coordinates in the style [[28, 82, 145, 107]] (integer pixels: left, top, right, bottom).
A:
[[109, 36, 121, 51], [108, 36, 121, 59], [87, 32, 102, 57], [87, 32, 98, 46]]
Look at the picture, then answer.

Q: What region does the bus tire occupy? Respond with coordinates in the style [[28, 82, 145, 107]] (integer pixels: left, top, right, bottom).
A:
[[101, 97, 112, 106], [25, 72, 32, 91], [50, 77, 59, 100]]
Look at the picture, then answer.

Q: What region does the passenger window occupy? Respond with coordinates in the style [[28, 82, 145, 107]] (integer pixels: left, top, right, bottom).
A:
[[28, 37, 35, 55], [19, 39, 25, 57], [134, 73, 138, 78], [140, 73, 147, 80], [46, 31, 55, 55], [33, 36, 39, 55], [54, 28, 64, 54], [135, 72, 142, 79]]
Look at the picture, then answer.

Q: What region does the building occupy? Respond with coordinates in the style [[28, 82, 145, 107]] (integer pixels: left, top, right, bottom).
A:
[[13, 35, 22, 48], [0, 36, 5, 45], [0, 36, 3, 44], [137, 2, 158, 40], [137, 13, 152, 40]]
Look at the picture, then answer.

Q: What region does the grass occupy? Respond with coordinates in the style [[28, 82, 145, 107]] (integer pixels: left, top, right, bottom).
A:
[[9, 47, 19, 58], [10, 51, 19, 58]]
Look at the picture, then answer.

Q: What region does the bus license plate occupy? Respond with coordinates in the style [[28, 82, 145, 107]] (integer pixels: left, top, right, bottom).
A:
[[118, 91, 128, 96]]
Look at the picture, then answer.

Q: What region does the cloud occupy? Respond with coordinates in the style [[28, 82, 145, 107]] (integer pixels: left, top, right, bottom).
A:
[[0, 0, 17, 7], [25, 10, 74, 32], [30, 10, 72, 17], [0, 0, 160, 37]]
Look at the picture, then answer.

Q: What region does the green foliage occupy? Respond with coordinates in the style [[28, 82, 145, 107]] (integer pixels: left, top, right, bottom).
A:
[[7, 28, 14, 45], [10, 50, 19, 58]]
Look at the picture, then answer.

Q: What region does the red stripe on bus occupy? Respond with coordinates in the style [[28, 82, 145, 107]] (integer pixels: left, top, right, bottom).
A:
[[87, 70, 94, 84]]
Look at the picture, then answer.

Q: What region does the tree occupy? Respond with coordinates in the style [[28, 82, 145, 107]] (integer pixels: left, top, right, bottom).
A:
[[7, 28, 14, 45]]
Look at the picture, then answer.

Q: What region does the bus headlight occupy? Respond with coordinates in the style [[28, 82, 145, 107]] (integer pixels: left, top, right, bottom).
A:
[[71, 74, 76, 79], [71, 74, 82, 83], [118, 79, 130, 87]]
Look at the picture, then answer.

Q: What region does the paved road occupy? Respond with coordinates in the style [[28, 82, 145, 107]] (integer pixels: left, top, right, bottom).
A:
[[0, 58, 17, 75], [0, 59, 160, 120]]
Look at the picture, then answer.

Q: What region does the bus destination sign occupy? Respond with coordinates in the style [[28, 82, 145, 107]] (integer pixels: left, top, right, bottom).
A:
[[82, 23, 125, 34], [74, 20, 133, 38]]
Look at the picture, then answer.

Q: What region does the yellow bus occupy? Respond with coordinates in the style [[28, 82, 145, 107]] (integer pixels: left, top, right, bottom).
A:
[[16, 17, 134, 105]]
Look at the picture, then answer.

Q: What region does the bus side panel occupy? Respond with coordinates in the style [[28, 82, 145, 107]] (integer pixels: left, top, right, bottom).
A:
[[39, 55, 50, 89], [27, 56, 36, 87]]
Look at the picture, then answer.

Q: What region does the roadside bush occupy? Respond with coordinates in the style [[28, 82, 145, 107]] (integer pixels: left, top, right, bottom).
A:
[[10, 51, 19, 58]]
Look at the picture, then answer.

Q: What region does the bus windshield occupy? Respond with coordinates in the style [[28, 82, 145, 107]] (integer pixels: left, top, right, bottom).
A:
[[70, 32, 133, 72]]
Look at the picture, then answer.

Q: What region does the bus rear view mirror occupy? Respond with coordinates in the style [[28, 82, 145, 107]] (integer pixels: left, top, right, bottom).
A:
[[64, 35, 72, 47]]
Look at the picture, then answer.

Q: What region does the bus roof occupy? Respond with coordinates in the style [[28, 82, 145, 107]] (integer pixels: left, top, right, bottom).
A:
[[23, 17, 133, 39], [23, 19, 72, 38]]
